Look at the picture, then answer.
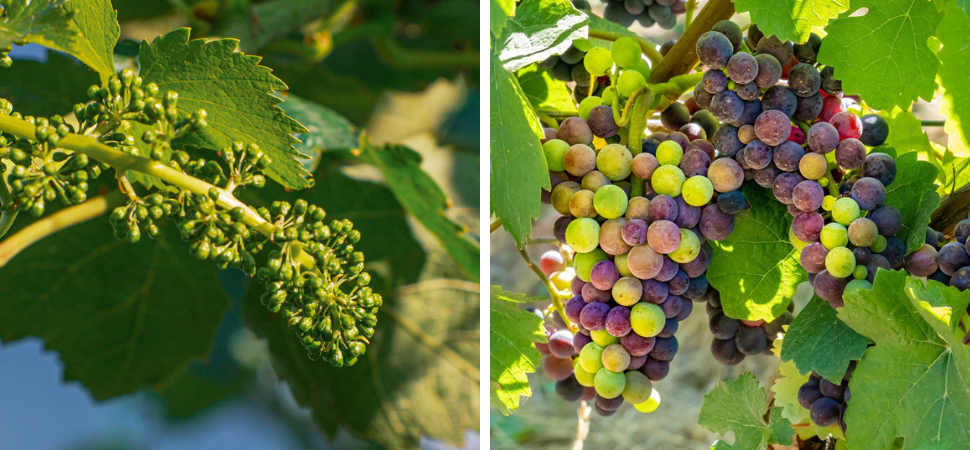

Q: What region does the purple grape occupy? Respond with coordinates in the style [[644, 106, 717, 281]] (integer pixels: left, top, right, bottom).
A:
[[649, 194, 679, 222], [570, 277, 585, 296], [687, 138, 717, 161], [788, 63, 821, 97], [621, 332, 656, 356], [793, 92, 823, 121], [801, 242, 829, 273], [732, 99, 762, 127], [554, 216, 573, 244], [810, 397, 841, 427], [711, 90, 745, 122], [680, 122, 707, 141], [682, 246, 711, 277], [735, 325, 767, 354], [835, 138, 866, 170], [955, 220, 970, 244], [713, 124, 744, 157], [590, 260, 620, 290], [582, 282, 611, 303], [711, 338, 745, 365], [674, 196, 702, 228], [851, 177, 886, 210], [807, 122, 839, 153], [754, 164, 781, 189], [596, 393, 625, 411], [579, 301, 610, 330], [735, 81, 760, 100], [661, 103, 691, 130], [773, 141, 806, 172], [762, 86, 798, 117], [558, 116, 593, 145], [904, 244, 939, 277], [680, 149, 712, 177], [727, 52, 758, 84], [820, 66, 842, 95], [549, 329, 576, 358], [813, 270, 847, 307], [556, 376, 585, 401], [717, 189, 749, 214], [709, 310, 739, 339], [695, 83, 714, 109], [588, 105, 619, 139], [860, 114, 889, 146], [622, 219, 649, 246], [792, 211, 824, 242], [565, 295, 586, 322], [666, 132, 690, 152], [676, 296, 695, 320], [772, 172, 805, 204], [703, 69, 728, 94], [754, 110, 791, 146], [668, 270, 690, 295], [798, 380, 824, 409], [594, 403, 617, 417], [950, 267, 970, 291], [743, 140, 773, 169], [866, 254, 891, 284], [753, 53, 782, 88], [649, 336, 678, 361], [757, 35, 794, 66], [573, 331, 593, 354], [654, 256, 680, 282], [605, 306, 633, 337], [696, 31, 734, 69], [628, 354, 648, 370], [869, 205, 902, 236], [657, 317, 679, 338], [699, 204, 736, 241], [792, 180, 824, 212], [641, 357, 670, 380], [544, 355, 574, 380], [862, 153, 897, 186], [641, 279, 669, 304], [853, 247, 872, 266]]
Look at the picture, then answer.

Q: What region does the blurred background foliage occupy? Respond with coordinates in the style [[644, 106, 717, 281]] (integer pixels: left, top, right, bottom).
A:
[[0, 0, 479, 448]]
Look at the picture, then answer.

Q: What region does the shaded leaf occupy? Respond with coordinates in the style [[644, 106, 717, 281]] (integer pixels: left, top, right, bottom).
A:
[[780, 296, 870, 381], [489, 286, 546, 415], [279, 94, 359, 172], [497, 0, 588, 72], [0, 0, 75, 53], [516, 64, 577, 115], [708, 184, 807, 321], [0, 51, 98, 117]]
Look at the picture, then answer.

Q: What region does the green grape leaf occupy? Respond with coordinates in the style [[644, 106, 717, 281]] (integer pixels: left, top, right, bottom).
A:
[[279, 94, 359, 172], [494, 0, 515, 17], [157, 360, 248, 419], [215, 0, 336, 53], [516, 64, 578, 115], [886, 110, 938, 168], [0, 202, 230, 400], [938, 154, 970, 196], [497, 0, 588, 72], [817, 0, 942, 111], [490, 50, 549, 247], [0, 0, 75, 53], [0, 52, 98, 117], [837, 269, 970, 450], [66, 0, 120, 84], [884, 151, 941, 253], [137, 28, 311, 190], [489, 286, 546, 415], [241, 164, 480, 449], [770, 360, 811, 426], [491, 0, 510, 37], [698, 372, 794, 450], [708, 184, 807, 321], [732, 0, 848, 43], [359, 138, 481, 282], [938, 4, 970, 158], [780, 296, 870, 381]]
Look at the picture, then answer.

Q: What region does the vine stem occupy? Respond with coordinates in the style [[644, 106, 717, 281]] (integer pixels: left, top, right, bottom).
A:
[[571, 401, 592, 450], [0, 191, 124, 268], [587, 30, 662, 65], [921, 120, 946, 127], [490, 217, 502, 233], [0, 113, 318, 271], [517, 245, 573, 330], [646, 0, 735, 84]]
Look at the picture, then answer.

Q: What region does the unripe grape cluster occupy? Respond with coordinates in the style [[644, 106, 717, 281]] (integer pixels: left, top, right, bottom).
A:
[[538, 37, 652, 106]]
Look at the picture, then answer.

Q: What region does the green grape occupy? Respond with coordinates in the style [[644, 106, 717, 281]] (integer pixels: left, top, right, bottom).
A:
[[821, 195, 836, 211], [579, 343, 605, 373], [615, 252, 634, 277], [622, 370, 653, 404], [682, 176, 714, 206], [591, 328, 620, 347], [630, 302, 665, 337], [552, 181, 581, 215], [596, 144, 633, 180], [543, 139, 569, 172], [870, 235, 888, 253], [593, 367, 626, 399], [593, 184, 628, 219], [853, 265, 868, 280], [601, 344, 631, 372], [845, 279, 872, 294], [582, 170, 611, 192], [573, 360, 596, 387], [799, 152, 828, 180], [575, 248, 609, 282], [819, 223, 848, 250], [611, 37, 642, 69], [789, 226, 809, 251], [617, 70, 647, 98], [650, 165, 686, 197], [656, 141, 684, 166], [579, 96, 604, 120], [632, 58, 652, 80], [584, 47, 614, 77], [825, 246, 856, 278], [612, 276, 643, 306], [602, 86, 617, 106], [633, 389, 661, 413], [669, 228, 700, 263], [569, 189, 597, 218], [832, 197, 860, 226], [566, 218, 601, 253]]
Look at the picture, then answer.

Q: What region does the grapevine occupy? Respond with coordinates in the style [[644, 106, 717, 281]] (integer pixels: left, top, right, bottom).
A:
[[491, 0, 970, 448]]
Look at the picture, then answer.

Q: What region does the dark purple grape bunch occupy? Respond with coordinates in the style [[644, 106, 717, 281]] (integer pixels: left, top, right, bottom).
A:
[[600, 0, 686, 30], [692, 20, 904, 309], [797, 361, 856, 434], [705, 288, 792, 366]]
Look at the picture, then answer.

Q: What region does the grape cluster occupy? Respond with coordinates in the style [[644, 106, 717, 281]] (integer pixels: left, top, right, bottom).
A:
[[539, 37, 651, 106], [705, 288, 792, 365], [0, 107, 105, 217], [797, 361, 856, 433], [599, 0, 686, 30], [692, 21, 903, 308]]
